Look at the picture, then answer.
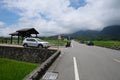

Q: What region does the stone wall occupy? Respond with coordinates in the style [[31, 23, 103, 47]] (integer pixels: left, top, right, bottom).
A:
[[0, 45, 56, 63], [23, 50, 61, 80]]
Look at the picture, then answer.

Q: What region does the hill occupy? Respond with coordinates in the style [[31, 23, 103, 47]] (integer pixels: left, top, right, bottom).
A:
[[69, 30, 100, 38], [49, 25, 120, 40], [100, 25, 120, 39], [68, 25, 120, 40]]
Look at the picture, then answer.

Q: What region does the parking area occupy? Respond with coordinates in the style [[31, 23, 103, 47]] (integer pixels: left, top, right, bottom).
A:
[[0, 44, 23, 48]]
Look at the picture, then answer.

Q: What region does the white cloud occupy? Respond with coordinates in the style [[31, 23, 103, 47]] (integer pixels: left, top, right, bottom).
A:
[[0, 21, 5, 27], [1, 0, 120, 36]]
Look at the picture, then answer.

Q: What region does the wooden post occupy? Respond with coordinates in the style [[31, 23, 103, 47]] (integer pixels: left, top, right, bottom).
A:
[[11, 35, 13, 44], [18, 35, 20, 44], [22, 36, 24, 41], [36, 34, 37, 38]]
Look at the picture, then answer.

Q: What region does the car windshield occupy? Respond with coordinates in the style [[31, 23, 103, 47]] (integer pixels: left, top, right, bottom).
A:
[[36, 38, 43, 42]]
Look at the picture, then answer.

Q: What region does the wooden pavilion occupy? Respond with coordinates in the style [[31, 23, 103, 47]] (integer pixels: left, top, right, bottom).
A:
[[9, 28, 39, 44]]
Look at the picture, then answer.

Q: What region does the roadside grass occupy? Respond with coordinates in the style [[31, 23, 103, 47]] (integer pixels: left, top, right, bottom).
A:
[[0, 37, 67, 46], [0, 58, 39, 80], [0, 38, 23, 44], [47, 39, 67, 46], [94, 41, 120, 47], [42, 38, 67, 46], [77, 39, 120, 47]]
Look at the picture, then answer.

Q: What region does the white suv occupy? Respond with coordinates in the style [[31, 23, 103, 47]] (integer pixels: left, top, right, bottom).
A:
[[22, 38, 50, 48]]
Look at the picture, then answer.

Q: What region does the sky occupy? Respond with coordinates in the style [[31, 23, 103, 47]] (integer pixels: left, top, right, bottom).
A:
[[0, 0, 120, 36]]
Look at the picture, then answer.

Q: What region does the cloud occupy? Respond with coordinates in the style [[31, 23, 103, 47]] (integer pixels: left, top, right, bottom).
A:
[[0, 21, 5, 27], [0, 0, 120, 36]]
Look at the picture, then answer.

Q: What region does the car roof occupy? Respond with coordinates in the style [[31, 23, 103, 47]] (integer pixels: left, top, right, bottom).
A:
[[25, 38, 39, 39]]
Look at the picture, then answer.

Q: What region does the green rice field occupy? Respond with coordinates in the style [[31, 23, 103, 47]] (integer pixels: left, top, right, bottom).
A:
[[94, 41, 120, 47], [0, 58, 39, 80]]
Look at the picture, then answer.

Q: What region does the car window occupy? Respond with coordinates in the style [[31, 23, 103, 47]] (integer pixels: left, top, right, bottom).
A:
[[26, 39, 36, 42], [26, 39, 30, 41], [36, 38, 43, 42]]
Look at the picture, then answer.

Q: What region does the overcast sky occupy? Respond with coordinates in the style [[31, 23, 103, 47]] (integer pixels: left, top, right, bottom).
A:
[[0, 0, 120, 36]]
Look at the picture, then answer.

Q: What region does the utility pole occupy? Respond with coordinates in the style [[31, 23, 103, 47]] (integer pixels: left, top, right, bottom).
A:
[[58, 34, 61, 50]]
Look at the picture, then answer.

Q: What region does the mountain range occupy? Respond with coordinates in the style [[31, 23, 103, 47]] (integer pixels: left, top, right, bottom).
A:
[[49, 25, 120, 40], [68, 25, 120, 40]]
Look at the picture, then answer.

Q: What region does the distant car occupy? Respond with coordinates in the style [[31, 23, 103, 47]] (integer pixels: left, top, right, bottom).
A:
[[65, 41, 71, 47], [22, 38, 50, 48], [86, 41, 94, 46], [80, 40, 84, 44]]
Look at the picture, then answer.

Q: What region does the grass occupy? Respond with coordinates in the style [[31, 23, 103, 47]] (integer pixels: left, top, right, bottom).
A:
[[0, 38, 23, 44], [0, 58, 39, 80], [77, 39, 120, 47], [47, 39, 67, 46], [94, 41, 120, 47], [42, 38, 67, 46], [0, 37, 67, 46]]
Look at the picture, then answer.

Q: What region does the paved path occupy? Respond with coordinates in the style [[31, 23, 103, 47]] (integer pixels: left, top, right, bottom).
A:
[[48, 40, 120, 80]]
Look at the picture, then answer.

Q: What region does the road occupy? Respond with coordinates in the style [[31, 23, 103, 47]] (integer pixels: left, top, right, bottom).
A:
[[47, 40, 120, 80]]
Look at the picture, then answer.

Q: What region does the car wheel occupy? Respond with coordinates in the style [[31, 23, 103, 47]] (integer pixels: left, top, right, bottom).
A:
[[38, 45, 43, 49], [23, 44, 28, 47]]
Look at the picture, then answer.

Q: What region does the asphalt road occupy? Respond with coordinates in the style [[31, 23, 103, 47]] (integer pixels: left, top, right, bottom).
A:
[[48, 40, 120, 80]]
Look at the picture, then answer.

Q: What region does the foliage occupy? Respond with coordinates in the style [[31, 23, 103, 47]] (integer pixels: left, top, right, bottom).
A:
[[76, 38, 120, 47], [0, 58, 39, 80], [39, 37, 67, 46], [0, 36, 67, 46], [94, 41, 120, 47]]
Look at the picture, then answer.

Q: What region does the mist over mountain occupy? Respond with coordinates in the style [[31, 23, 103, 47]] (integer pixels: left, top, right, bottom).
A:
[[49, 25, 120, 40], [100, 25, 120, 39], [68, 30, 100, 38], [68, 25, 120, 40]]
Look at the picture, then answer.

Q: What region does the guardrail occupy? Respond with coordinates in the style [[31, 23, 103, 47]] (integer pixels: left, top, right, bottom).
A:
[[23, 50, 61, 80]]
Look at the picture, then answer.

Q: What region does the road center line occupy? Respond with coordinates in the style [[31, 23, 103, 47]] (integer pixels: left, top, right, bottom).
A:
[[113, 59, 120, 63], [71, 43, 73, 47], [73, 57, 80, 80]]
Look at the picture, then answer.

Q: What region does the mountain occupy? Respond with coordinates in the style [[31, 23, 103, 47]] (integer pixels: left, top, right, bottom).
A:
[[100, 25, 120, 39], [67, 25, 120, 40], [69, 30, 100, 38], [49, 25, 120, 40]]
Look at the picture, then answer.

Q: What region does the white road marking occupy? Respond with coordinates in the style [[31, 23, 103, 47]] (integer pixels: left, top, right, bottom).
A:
[[73, 57, 80, 80], [71, 43, 73, 47], [113, 59, 120, 63]]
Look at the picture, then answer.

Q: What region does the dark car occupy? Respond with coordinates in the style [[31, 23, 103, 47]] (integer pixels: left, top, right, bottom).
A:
[[65, 41, 71, 47], [80, 40, 84, 44], [86, 41, 94, 46]]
